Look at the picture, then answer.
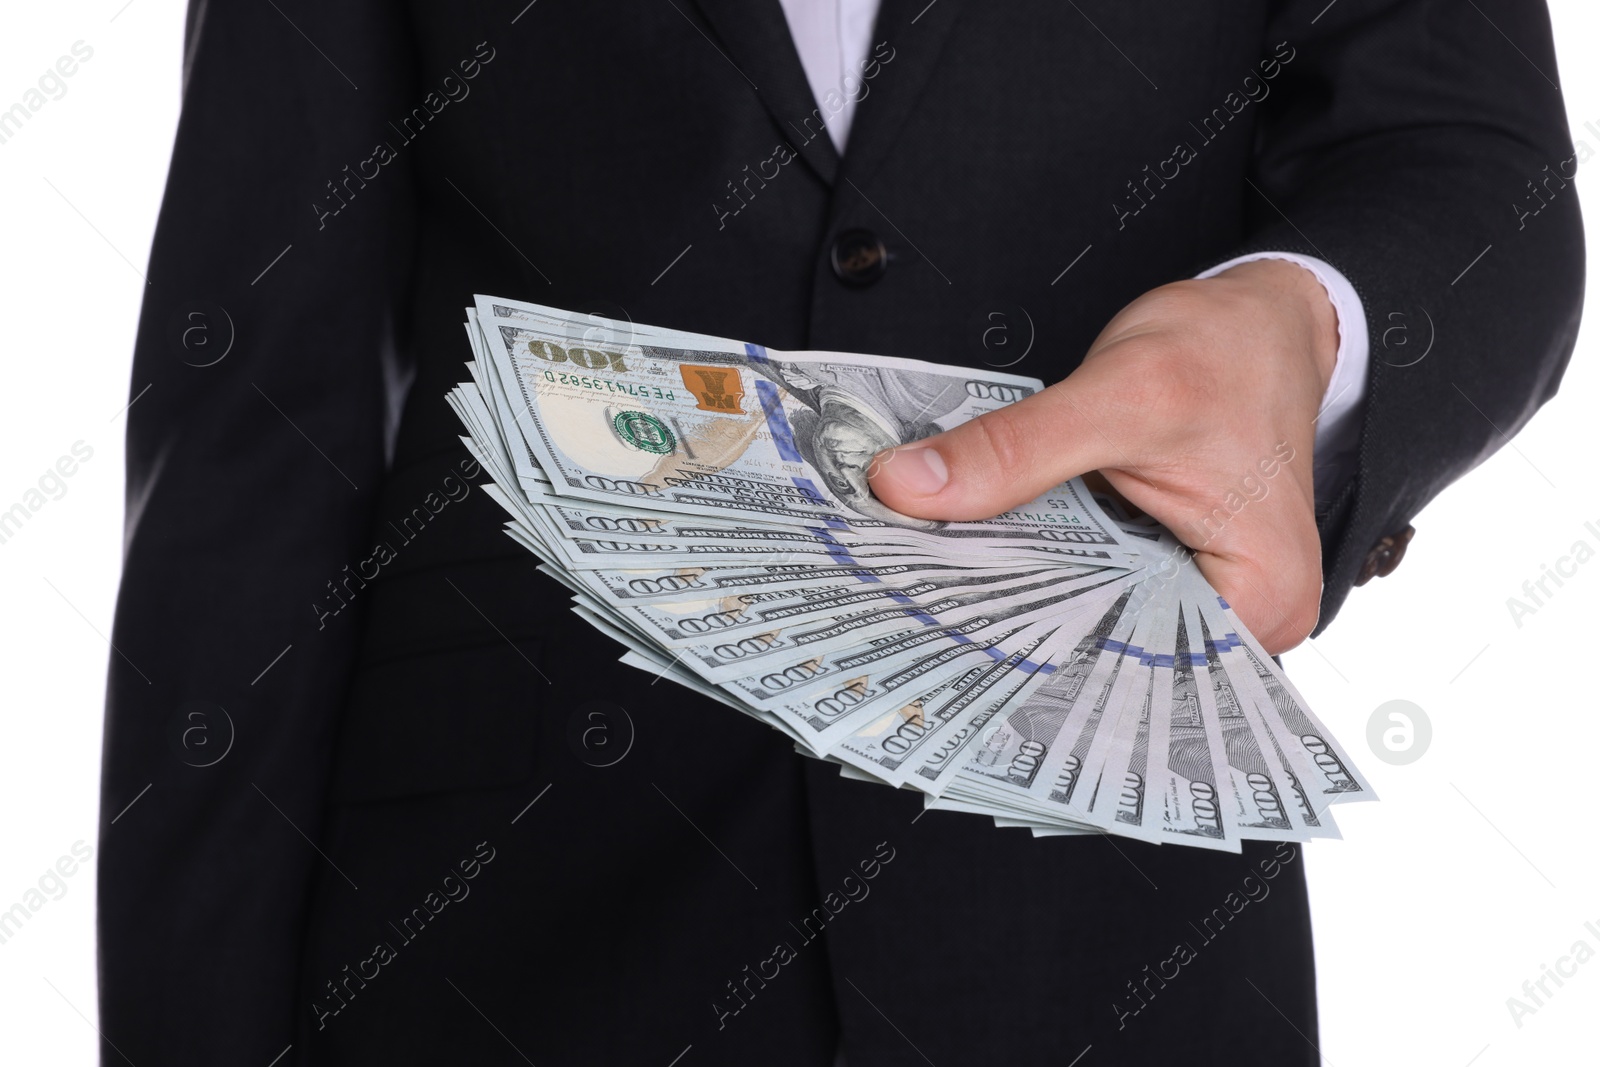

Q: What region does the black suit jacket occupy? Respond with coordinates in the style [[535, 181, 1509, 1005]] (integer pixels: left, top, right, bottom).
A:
[[102, 1, 1581, 1064]]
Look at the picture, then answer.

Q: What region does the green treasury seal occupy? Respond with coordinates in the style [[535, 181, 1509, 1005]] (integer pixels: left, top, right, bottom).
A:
[[612, 410, 676, 454]]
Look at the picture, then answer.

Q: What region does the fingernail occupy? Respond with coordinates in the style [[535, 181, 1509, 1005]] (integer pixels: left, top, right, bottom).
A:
[[883, 446, 948, 495]]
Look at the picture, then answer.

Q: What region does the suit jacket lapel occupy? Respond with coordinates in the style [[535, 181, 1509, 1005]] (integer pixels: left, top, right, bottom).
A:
[[837, 0, 968, 190], [687, 0, 841, 185]]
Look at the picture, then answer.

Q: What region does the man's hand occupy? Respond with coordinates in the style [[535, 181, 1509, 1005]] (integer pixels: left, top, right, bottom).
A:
[[868, 259, 1341, 655]]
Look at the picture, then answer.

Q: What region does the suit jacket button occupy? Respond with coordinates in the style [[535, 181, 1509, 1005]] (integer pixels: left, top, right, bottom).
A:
[[1356, 524, 1416, 586], [831, 229, 889, 286]]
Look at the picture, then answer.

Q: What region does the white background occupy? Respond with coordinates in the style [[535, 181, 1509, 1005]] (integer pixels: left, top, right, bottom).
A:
[[0, 3, 1594, 1064]]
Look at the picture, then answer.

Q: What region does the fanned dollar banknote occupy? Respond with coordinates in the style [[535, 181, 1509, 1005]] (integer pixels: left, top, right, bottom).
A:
[[447, 295, 1375, 850]]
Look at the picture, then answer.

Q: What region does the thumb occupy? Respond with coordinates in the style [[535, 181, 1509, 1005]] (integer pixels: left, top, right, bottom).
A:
[[1185, 486, 1325, 655], [867, 379, 1115, 521]]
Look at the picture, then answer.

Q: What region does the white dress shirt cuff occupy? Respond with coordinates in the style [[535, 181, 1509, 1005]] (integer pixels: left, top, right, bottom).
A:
[[1196, 251, 1369, 509]]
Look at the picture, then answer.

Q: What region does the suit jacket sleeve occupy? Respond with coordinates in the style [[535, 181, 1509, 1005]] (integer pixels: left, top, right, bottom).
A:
[[99, 1, 417, 1061], [1214, 0, 1583, 630]]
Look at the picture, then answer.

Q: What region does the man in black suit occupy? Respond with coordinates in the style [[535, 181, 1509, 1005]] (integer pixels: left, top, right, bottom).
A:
[[101, 1, 1581, 1064]]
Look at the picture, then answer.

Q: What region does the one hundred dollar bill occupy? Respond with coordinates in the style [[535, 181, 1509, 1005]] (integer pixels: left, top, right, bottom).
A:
[[445, 296, 1373, 847]]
